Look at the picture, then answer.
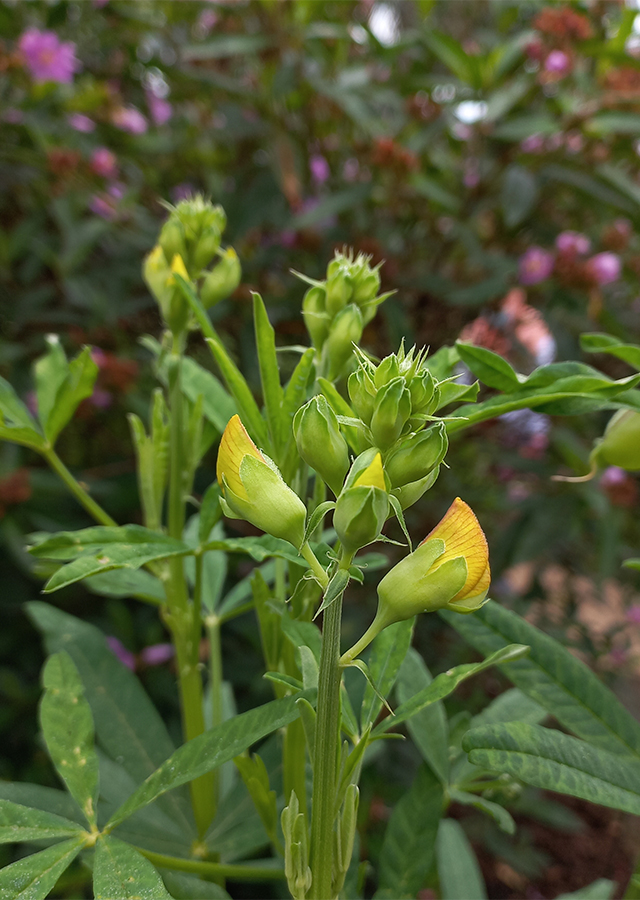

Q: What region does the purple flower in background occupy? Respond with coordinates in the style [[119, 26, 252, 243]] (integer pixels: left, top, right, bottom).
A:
[[586, 252, 621, 285], [68, 113, 95, 133], [108, 182, 125, 201], [171, 183, 196, 203], [463, 158, 480, 189], [90, 387, 113, 409], [146, 91, 173, 126], [627, 605, 640, 625], [19, 28, 80, 84], [112, 106, 148, 134], [544, 49, 571, 75], [90, 147, 118, 179], [343, 157, 359, 182], [310, 154, 330, 185], [520, 134, 545, 153], [556, 231, 591, 255], [89, 193, 117, 220], [518, 247, 554, 285], [140, 643, 174, 666], [107, 636, 136, 671], [3, 109, 24, 125]]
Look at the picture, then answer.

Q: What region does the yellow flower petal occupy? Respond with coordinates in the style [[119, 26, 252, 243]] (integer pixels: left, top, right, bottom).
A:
[[422, 497, 490, 601], [353, 452, 386, 489], [169, 253, 189, 285], [217, 415, 264, 500]]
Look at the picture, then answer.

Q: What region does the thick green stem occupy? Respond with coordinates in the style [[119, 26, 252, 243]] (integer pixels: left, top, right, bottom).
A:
[[43, 448, 117, 527], [339, 607, 392, 669], [133, 847, 284, 882], [207, 612, 223, 813], [309, 587, 344, 899]]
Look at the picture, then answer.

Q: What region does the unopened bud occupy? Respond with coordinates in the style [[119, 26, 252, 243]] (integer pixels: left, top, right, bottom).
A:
[[302, 286, 330, 349], [408, 371, 438, 415], [370, 377, 412, 450], [326, 269, 353, 316], [348, 368, 377, 426], [325, 304, 363, 380], [334, 452, 388, 553], [192, 225, 222, 271], [159, 219, 187, 265], [352, 268, 381, 306], [392, 465, 441, 510], [293, 396, 350, 496], [374, 355, 400, 388], [593, 409, 640, 472], [201, 249, 241, 309], [143, 245, 172, 312], [386, 423, 448, 488]]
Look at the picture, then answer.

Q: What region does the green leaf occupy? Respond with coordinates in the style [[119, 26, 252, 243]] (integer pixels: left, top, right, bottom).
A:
[[39, 652, 99, 828], [624, 558, 640, 572], [0, 836, 84, 900], [436, 819, 487, 900], [0, 375, 45, 450], [373, 644, 529, 737], [33, 335, 69, 436], [93, 835, 173, 899], [281, 348, 315, 424], [128, 389, 169, 532], [396, 648, 449, 784], [424, 30, 478, 85], [493, 113, 559, 141], [580, 333, 640, 372], [586, 111, 640, 136], [376, 765, 443, 899], [84, 568, 166, 605], [442, 601, 640, 760], [361, 618, 414, 731], [204, 534, 303, 565], [281, 612, 322, 664], [0, 800, 83, 844], [44, 346, 99, 445], [316, 567, 350, 616], [463, 723, 640, 815], [541, 164, 636, 215], [471, 687, 547, 730], [205, 336, 271, 453], [181, 357, 236, 434], [252, 293, 287, 458], [455, 342, 522, 392], [557, 878, 616, 899], [501, 165, 538, 228], [198, 483, 223, 544], [408, 174, 461, 213], [26, 603, 193, 836], [0, 784, 84, 826], [29, 524, 185, 560], [448, 789, 515, 835], [290, 185, 371, 228], [105, 691, 315, 830], [161, 870, 231, 899]]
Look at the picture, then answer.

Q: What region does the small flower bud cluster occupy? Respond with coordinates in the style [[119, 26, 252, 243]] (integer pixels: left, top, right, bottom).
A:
[[143, 195, 241, 334], [300, 249, 389, 380]]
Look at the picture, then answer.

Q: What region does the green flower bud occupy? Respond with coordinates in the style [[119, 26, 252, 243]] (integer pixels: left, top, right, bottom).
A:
[[392, 465, 441, 510], [408, 371, 437, 415], [374, 354, 400, 388], [386, 423, 448, 488], [370, 377, 412, 450], [326, 269, 353, 316], [325, 304, 363, 380], [159, 219, 187, 266], [352, 268, 381, 305], [347, 368, 377, 426], [293, 396, 350, 496], [192, 225, 222, 271], [592, 409, 640, 472], [143, 245, 172, 312], [201, 248, 241, 309], [334, 453, 388, 553], [302, 286, 330, 349]]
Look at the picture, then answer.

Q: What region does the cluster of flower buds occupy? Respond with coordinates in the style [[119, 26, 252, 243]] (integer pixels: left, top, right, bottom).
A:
[[299, 249, 390, 379], [143, 195, 241, 334]]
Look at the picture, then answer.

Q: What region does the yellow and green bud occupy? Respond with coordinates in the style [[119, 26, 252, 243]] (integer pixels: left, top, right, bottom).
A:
[[216, 415, 307, 549], [293, 396, 350, 496], [158, 218, 187, 266], [370, 377, 412, 450], [334, 452, 388, 553], [201, 248, 241, 309], [386, 423, 448, 488]]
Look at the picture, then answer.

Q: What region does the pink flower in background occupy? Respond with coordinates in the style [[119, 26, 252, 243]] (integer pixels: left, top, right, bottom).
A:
[[106, 637, 136, 671], [463, 158, 480, 188], [627, 605, 640, 625], [90, 387, 113, 409], [198, 9, 218, 34], [19, 28, 80, 84], [586, 252, 621, 285], [171, 183, 196, 203], [146, 91, 173, 126], [556, 231, 591, 255], [3, 109, 24, 125], [112, 106, 148, 134], [544, 49, 571, 75], [90, 147, 118, 179], [310, 154, 330, 185], [140, 644, 174, 666], [68, 113, 95, 133], [520, 134, 545, 153], [89, 193, 118, 220], [518, 246, 554, 285], [108, 182, 125, 201]]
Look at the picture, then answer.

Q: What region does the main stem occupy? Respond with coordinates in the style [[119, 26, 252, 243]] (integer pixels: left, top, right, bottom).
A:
[[43, 448, 117, 527], [166, 345, 214, 836], [309, 589, 344, 900]]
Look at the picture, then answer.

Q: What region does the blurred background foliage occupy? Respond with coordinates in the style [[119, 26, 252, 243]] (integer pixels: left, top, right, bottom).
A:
[[2, 0, 640, 896]]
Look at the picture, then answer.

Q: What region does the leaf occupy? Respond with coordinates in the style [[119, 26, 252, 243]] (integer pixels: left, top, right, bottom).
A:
[[317, 377, 362, 453], [471, 687, 547, 730], [280, 612, 322, 664], [93, 835, 173, 899], [105, 690, 315, 830], [203, 534, 303, 565], [441, 601, 640, 760], [424, 30, 478, 85], [180, 357, 236, 434], [281, 347, 315, 424], [29, 524, 186, 560], [556, 879, 616, 899], [0, 800, 83, 844], [586, 112, 640, 136], [541, 164, 636, 215], [0, 839, 84, 899], [161, 870, 231, 899], [501, 165, 538, 228], [409, 174, 461, 213], [361, 618, 414, 731], [0, 375, 45, 450], [33, 335, 69, 435], [396, 649, 449, 784], [0, 784, 84, 827], [253, 293, 287, 458], [455, 342, 522, 392], [463, 723, 640, 815], [44, 346, 99, 445], [580, 333, 640, 372], [375, 765, 443, 899], [290, 185, 371, 228], [26, 603, 193, 836], [448, 789, 515, 835], [315, 567, 350, 616], [39, 652, 99, 828], [436, 819, 487, 900], [198, 483, 223, 544], [84, 568, 166, 605], [373, 644, 529, 738]]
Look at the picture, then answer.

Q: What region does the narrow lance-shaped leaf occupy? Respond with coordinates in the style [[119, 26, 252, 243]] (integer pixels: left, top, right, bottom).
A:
[[436, 819, 487, 900], [580, 333, 640, 372], [33, 335, 69, 434], [0, 375, 45, 450], [455, 341, 522, 392], [396, 648, 449, 784], [44, 346, 99, 445], [39, 652, 100, 828], [93, 835, 173, 900], [0, 800, 84, 844], [253, 292, 287, 458], [360, 618, 414, 731], [0, 836, 85, 900]]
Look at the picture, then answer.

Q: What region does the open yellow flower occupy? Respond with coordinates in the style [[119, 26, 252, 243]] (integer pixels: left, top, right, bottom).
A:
[[216, 415, 306, 548]]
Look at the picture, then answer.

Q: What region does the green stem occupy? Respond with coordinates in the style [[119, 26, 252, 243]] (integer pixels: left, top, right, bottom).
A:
[[309, 559, 349, 900], [339, 607, 392, 669], [207, 612, 223, 813], [300, 542, 330, 591], [133, 848, 284, 882], [43, 448, 117, 527]]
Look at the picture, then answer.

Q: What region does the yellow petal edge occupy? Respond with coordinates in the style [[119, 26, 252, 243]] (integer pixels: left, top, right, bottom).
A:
[[423, 497, 490, 601], [217, 414, 264, 501]]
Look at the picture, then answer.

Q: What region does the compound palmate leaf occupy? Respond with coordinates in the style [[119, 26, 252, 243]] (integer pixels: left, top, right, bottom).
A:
[[0, 836, 85, 900], [0, 800, 83, 845], [93, 835, 173, 900]]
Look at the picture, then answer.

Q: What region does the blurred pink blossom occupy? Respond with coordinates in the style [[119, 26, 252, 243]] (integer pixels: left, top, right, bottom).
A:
[[140, 644, 174, 666], [310, 154, 330, 185], [520, 134, 545, 153], [90, 387, 113, 409], [107, 637, 136, 671], [343, 158, 359, 181], [544, 49, 571, 75], [171, 183, 196, 203], [463, 158, 480, 188], [90, 147, 118, 179], [556, 231, 591, 255], [108, 182, 125, 200], [89, 193, 118, 220], [146, 91, 172, 126], [627, 605, 640, 625], [3, 109, 24, 125], [586, 252, 621, 285], [198, 9, 218, 33], [112, 106, 148, 134], [68, 113, 95, 133], [18, 28, 81, 84], [518, 247, 554, 285]]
